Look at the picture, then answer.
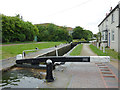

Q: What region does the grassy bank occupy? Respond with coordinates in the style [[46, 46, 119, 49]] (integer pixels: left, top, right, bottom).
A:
[[89, 44, 120, 60], [105, 48, 119, 60], [89, 44, 107, 56], [70, 44, 83, 56], [1, 42, 62, 60]]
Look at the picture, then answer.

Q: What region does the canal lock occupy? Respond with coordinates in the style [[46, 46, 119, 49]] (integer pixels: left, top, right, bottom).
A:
[[1, 42, 78, 88]]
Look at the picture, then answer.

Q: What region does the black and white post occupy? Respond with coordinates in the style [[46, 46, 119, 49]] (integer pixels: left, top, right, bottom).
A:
[[55, 45, 58, 56]]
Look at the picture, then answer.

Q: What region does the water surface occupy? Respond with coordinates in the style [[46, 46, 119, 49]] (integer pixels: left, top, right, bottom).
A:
[[1, 67, 46, 88]]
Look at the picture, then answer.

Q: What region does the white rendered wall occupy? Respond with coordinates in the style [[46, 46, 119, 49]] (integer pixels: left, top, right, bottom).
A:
[[98, 7, 119, 52]]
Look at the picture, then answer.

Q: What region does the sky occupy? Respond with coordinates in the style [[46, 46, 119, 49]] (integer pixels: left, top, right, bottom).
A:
[[0, 0, 120, 34]]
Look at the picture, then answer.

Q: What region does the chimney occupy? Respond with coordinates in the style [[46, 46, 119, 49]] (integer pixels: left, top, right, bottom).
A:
[[110, 7, 112, 12]]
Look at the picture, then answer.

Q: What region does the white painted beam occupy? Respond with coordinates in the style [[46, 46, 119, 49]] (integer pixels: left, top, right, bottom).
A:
[[16, 54, 23, 60], [90, 56, 110, 62]]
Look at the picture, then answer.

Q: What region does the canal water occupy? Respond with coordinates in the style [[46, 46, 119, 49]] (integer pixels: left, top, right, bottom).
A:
[[1, 67, 46, 88]]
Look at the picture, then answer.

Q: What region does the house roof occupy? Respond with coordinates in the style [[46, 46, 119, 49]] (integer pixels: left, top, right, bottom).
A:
[[67, 27, 73, 31], [98, 4, 119, 27]]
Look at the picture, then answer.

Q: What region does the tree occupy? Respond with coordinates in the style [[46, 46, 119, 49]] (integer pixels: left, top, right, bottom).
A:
[[2, 14, 38, 42], [35, 23, 72, 42], [72, 26, 84, 39], [72, 26, 93, 41]]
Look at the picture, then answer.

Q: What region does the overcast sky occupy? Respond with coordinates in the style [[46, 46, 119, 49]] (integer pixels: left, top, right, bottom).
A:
[[0, 0, 120, 34]]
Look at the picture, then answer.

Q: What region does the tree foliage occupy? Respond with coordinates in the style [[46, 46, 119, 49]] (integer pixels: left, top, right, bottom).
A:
[[1, 14, 93, 43], [1, 14, 72, 43], [72, 26, 93, 41], [2, 14, 38, 42], [35, 23, 72, 42]]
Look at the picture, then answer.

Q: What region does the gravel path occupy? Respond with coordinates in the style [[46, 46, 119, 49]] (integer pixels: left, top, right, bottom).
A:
[[80, 44, 97, 56]]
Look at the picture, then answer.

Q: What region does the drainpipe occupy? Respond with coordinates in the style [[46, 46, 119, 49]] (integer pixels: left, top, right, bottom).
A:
[[118, 2, 120, 28], [118, 3, 120, 53]]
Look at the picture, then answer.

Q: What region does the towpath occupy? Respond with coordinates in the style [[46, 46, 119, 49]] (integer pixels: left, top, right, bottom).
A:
[[40, 44, 105, 88], [80, 43, 97, 56], [41, 44, 118, 88]]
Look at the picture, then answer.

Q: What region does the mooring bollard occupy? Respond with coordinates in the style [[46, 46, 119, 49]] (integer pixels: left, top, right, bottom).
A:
[[45, 59, 54, 82]]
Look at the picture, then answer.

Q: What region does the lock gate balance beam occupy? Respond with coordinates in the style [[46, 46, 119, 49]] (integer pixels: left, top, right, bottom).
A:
[[16, 56, 110, 64]]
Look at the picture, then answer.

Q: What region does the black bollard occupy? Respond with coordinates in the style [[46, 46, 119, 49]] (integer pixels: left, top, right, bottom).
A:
[[55, 45, 57, 48], [45, 59, 54, 82], [35, 47, 39, 50]]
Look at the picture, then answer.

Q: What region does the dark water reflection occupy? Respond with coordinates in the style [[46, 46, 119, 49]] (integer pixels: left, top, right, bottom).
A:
[[1, 67, 46, 88]]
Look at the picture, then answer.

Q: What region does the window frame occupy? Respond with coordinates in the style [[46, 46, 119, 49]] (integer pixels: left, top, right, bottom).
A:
[[111, 13, 114, 23]]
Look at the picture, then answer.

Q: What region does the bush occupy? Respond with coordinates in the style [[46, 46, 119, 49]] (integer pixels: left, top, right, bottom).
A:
[[18, 34, 26, 42], [1, 14, 38, 43]]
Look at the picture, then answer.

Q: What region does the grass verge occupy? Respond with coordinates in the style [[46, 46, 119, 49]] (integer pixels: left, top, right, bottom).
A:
[[89, 44, 107, 56], [105, 48, 119, 60], [89, 44, 120, 60], [70, 44, 83, 56], [1, 42, 62, 60]]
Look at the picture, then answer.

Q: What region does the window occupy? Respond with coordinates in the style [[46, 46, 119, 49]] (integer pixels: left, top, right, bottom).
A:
[[102, 32, 108, 40], [111, 13, 114, 23], [105, 32, 108, 40], [112, 31, 114, 41], [102, 32, 104, 40], [106, 19, 108, 29]]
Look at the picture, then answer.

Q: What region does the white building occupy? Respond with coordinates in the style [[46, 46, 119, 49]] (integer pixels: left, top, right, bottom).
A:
[[67, 27, 73, 35], [98, 3, 120, 52]]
